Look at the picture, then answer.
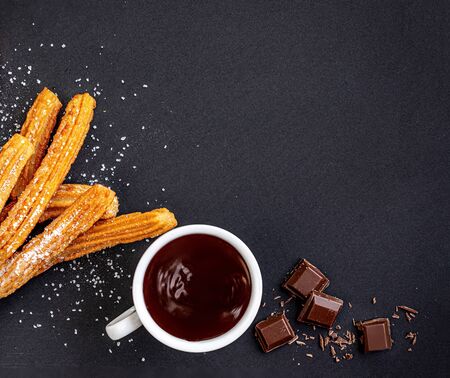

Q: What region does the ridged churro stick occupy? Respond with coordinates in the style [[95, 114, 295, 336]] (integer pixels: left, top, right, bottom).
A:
[[0, 93, 96, 264], [0, 134, 34, 213], [39, 183, 119, 222], [11, 88, 62, 198], [0, 185, 116, 298], [0, 183, 119, 223], [63, 209, 177, 261]]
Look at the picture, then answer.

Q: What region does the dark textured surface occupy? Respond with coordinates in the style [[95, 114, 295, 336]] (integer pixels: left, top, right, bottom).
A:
[[0, 0, 449, 375]]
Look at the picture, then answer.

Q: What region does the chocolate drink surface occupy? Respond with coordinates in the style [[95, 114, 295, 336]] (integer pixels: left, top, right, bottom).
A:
[[143, 234, 252, 341]]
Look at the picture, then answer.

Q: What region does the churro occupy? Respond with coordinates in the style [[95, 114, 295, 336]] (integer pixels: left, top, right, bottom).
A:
[[0, 134, 34, 213], [11, 88, 62, 198], [0, 185, 116, 298], [0, 183, 119, 223], [39, 183, 119, 222], [0, 93, 95, 264], [63, 209, 177, 261]]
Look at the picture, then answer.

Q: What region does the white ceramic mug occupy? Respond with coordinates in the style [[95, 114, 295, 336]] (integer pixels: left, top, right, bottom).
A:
[[105, 224, 263, 353]]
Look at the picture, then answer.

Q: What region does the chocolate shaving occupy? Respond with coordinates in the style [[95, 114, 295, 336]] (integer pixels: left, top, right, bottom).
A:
[[398, 305, 418, 314], [405, 312, 413, 322], [319, 334, 325, 351], [328, 330, 338, 340], [335, 325, 342, 330], [324, 336, 330, 347], [348, 302, 352, 309], [405, 331, 418, 346], [392, 313, 400, 319], [283, 297, 294, 307], [330, 345, 336, 357], [288, 335, 299, 345], [343, 353, 353, 360], [296, 340, 306, 346], [345, 330, 356, 344], [301, 333, 315, 341], [306, 353, 313, 358], [335, 336, 350, 347], [372, 297, 377, 304]]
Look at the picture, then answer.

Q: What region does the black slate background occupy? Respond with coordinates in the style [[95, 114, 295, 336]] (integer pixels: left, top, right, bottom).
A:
[[0, 0, 449, 376]]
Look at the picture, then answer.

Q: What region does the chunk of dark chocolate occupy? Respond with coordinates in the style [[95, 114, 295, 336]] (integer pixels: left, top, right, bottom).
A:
[[356, 318, 392, 352], [297, 290, 343, 329], [255, 313, 297, 353], [282, 259, 329, 299]]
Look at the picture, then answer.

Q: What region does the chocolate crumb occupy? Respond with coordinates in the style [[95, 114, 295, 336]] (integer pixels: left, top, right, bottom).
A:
[[392, 313, 400, 319], [324, 336, 330, 347], [261, 302, 266, 308], [372, 297, 377, 304], [335, 325, 342, 330], [319, 334, 325, 351], [335, 357, 340, 363], [407, 348, 412, 352]]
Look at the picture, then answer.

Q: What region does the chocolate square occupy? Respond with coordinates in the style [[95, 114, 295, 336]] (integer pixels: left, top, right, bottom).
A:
[[356, 318, 392, 352], [297, 290, 343, 328], [282, 259, 329, 299], [255, 313, 297, 353]]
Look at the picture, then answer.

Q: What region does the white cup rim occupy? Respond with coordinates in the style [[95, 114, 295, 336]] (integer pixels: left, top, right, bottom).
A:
[[132, 224, 263, 353]]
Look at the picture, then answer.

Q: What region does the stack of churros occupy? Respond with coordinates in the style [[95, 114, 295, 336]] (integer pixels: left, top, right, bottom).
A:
[[0, 88, 177, 298]]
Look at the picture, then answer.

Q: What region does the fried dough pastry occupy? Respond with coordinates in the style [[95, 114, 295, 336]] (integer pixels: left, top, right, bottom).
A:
[[64, 209, 177, 261], [0, 183, 119, 223], [39, 183, 119, 222], [0, 185, 115, 298], [0, 134, 34, 213], [11, 88, 62, 198], [0, 94, 95, 264]]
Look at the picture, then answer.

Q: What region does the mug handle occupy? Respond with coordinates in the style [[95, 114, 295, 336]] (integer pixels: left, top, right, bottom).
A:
[[105, 306, 142, 340]]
